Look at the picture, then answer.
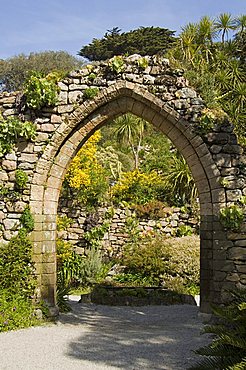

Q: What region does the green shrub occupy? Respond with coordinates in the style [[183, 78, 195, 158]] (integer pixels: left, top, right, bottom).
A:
[[56, 235, 111, 311], [0, 114, 36, 157], [15, 169, 28, 189], [121, 235, 200, 293], [190, 289, 246, 369], [20, 206, 34, 232], [220, 204, 244, 231], [88, 72, 97, 81], [56, 239, 82, 312], [57, 215, 73, 231], [137, 57, 149, 70], [24, 71, 61, 109], [176, 225, 194, 237], [108, 56, 125, 74], [113, 272, 153, 286], [83, 87, 99, 99], [0, 228, 36, 296], [0, 290, 43, 332], [163, 153, 198, 206], [0, 208, 46, 331]]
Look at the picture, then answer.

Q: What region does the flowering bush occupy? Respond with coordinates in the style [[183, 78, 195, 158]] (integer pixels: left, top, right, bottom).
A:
[[111, 169, 165, 205], [65, 131, 109, 207]]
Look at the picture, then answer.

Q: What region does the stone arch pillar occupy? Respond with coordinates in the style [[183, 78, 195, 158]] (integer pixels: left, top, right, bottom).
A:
[[30, 85, 229, 313]]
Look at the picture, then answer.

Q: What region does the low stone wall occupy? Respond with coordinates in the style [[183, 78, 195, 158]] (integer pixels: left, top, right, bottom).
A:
[[57, 201, 199, 257]]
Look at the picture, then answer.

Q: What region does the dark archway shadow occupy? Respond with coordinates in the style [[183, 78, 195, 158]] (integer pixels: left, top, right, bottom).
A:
[[57, 299, 211, 370]]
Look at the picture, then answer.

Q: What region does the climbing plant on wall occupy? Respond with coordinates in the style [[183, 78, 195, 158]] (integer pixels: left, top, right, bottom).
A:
[[0, 113, 36, 157]]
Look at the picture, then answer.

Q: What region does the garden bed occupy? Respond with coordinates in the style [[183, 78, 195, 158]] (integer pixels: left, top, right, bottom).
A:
[[80, 285, 197, 306]]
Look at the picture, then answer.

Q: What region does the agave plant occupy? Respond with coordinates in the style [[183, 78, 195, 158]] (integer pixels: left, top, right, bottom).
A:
[[190, 289, 246, 370]]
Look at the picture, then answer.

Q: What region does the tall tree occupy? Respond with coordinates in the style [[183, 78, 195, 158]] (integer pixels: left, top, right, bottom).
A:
[[214, 13, 237, 43], [113, 114, 150, 170], [78, 27, 176, 61], [0, 51, 84, 92], [167, 13, 246, 145]]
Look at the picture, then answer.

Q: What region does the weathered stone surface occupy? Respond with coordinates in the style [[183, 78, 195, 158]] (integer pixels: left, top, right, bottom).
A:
[[0, 171, 8, 181], [68, 91, 83, 103], [228, 247, 246, 260], [2, 160, 17, 171], [3, 218, 19, 230], [227, 189, 242, 202], [0, 53, 245, 313]]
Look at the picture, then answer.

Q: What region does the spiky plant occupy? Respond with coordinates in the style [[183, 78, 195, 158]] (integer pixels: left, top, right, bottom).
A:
[[190, 289, 246, 369]]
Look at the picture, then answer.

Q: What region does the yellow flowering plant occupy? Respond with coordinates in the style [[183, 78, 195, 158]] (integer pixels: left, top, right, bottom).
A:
[[65, 131, 109, 207], [111, 169, 165, 205]]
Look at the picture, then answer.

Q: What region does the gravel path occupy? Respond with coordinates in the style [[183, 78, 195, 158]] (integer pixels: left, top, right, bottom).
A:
[[0, 298, 210, 370]]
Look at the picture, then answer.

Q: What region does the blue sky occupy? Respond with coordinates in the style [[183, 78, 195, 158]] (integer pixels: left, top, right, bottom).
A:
[[1, 0, 245, 60]]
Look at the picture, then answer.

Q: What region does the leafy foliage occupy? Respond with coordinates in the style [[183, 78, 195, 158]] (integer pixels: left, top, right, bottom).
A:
[[163, 153, 198, 206], [120, 234, 200, 292], [167, 13, 246, 144], [0, 114, 36, 157], [0, 290, 43, 332], [20, 206, 35, 232], [137, 57, 149, 69], [24, 71, 61, 109], [0, 228, 36, 297], [83, 87, 99, 99], [108, 56, 125, 74], [56, 215, 113, 311], [57, 215, 73, 231], [0, 50, 83, 92], [79, 26, 176, 61], [190, 289, 246, 370], [220, 205, 244, 231], [112, 113, 151, 170], [15, 169, 28, 189]]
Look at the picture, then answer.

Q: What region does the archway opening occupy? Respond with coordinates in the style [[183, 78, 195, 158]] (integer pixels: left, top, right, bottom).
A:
[[56, 112, 201, 308], [31, 89, 219, 314]]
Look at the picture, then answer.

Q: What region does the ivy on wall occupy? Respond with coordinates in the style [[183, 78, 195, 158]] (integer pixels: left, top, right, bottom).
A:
[[24, 71, 62, 109], [0, 113, 36, 157]]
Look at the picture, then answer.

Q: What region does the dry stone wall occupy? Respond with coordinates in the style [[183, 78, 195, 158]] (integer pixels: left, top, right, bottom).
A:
[[0, 54, 245, 313], [57, 202, 199, 257]]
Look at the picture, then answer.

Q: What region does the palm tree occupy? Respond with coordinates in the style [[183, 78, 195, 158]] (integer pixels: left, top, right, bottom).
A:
[[235, 14, 246, 35], [198, 16, 217, 45], [197, 16, 217, 63], [113, 114, 149, 169], [214, 13, 237, 43], [164, 153, 197, 205], [179, 23, 199, 65]]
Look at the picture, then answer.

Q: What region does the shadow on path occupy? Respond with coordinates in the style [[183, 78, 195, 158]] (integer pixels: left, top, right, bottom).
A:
[[58, 299, 210, 370]]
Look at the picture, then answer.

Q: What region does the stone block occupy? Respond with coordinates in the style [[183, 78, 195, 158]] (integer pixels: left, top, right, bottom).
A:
[[57, 105, 74, 114], [40, 124, 56, 133], [2, 160, 17, 171], [3, 218, 19, 230], [30, 185, 44, 201], [235, 240, 246, 247], [228, 247, 246, 260], [214, 153, 232, 168], [226, 189, 242, 202], [212, 189, 226, 203]]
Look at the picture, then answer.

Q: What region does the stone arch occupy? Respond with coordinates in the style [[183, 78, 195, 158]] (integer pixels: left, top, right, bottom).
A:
[[31, 82, 224, 313], [0, 55, 245, 315]]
